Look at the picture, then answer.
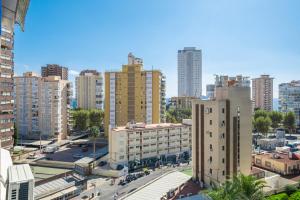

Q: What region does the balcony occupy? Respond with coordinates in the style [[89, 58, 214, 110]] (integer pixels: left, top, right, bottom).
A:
[[0, 58, 13, 66], [0, 77, 13, 84], [0, 104, 13, 111], [1, 139, 13, 149], [1, 39, 13, 49], [0, 49, 13, 58], [0, 114, 13, 119]]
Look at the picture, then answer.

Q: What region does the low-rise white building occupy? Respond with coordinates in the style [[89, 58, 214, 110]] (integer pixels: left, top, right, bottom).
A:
[[109, 121, 192, 168]]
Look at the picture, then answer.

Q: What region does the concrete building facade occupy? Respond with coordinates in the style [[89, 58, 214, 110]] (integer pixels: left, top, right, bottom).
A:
[[279, 81, 300, 127], [14, 72, 41, 138], [109, 120, 192, 167], [76, 70, 103, 110], [252, 75, 273, 111], [41, 64, 68, 80], [0, 0, 30, 149], [39, 76, 71, 140], [105, 53, 166, 136], [192, 75, 252, 186], [178, 47, 202, 98], [169, 96, 196, 110]]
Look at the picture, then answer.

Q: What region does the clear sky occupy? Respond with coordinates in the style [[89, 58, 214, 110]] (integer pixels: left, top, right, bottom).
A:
[[14, 0, 300, 98]]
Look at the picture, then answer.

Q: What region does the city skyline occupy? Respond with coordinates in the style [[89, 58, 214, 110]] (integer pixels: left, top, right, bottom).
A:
[[13, 0, 300, 98]]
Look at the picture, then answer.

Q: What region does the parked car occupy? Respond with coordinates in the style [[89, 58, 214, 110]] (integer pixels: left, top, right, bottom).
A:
[[81, 145, 88, 152], [73, 153, 84, 159], [118, 180, 126, 186], [99, 161, 107, 166], [43, 145, 59, 154]]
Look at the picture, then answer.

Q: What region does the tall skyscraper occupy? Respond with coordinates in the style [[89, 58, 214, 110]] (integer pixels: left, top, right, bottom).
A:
[[76, 70, 103, 110], [178, 47, 202, 98], [252, 75, 273, 111], [39, 76, 71, 140], [279, 80, 300, 127], [192, 75, 252, 186], [14, 72, 41, 138], [104, 53, 166, 135], [206, 84, 215, 99], [41, 64, 68, 80], [0, 0, 30, 149]]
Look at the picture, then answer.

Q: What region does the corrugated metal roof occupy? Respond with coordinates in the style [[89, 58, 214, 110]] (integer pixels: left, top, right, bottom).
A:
[[123, 171, 191, 200], [8, 164, 34, 183]]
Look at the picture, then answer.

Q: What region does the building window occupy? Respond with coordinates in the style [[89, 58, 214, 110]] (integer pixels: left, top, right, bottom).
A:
[[222, 146, 225, 151], [210, 168, 212, 174], [256, 158, 261, 165], [222, 170, 225, 176], [210, 156, 212, 163], [222, 158, 225, 163], [222, 108, 225, 113], [209, 132, 212, 137], [210, 144, 213, 151], [209, 108, 212, 113], [210, 120, 212, 125]]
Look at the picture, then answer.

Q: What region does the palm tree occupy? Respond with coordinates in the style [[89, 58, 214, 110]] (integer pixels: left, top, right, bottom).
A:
[[90, 126, 100, 167], [208, 174, 266, 200]]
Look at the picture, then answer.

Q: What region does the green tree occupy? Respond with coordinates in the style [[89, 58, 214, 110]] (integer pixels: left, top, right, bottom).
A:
[[13, 122, 19, 146], [268, 111, 283, 130], [254, 109, 268, 120], [284, 184, 297, 196], [254, 116, 271, 137], [289, 191, 300, 200], [165, 108, 191, 123], [90, 126, 100, 166], [283, 112, 296, 135], [73, 110, 89, 131], [208, 174, 266, 200], [89, 109, 104, 128]]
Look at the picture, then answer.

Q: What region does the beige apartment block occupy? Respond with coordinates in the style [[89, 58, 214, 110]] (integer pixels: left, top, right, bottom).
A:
[[109, 120, 192, 167], [76, 70, 103, 110], [104, 53, 166, 136], [39, 76, 71, 140], [169, 96, 197, 110], [192, 75, 252, 186], [252, 75, 273, 111], [254, 153, 300, 175], [14, 72, 41, 138]]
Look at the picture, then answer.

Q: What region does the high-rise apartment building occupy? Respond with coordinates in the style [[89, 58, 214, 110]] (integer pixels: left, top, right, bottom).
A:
[[39, 76, 71, 140], [0, 0, 30, 149], [41, 64, 68, 80], [14, 72, 40, 138], [105, 53, 166, 135], [76, 70, 103, 110], [252, 75, 273, 111], [192, 75, 252, 186], [206, 84, 215, 99], [178, 47, 202, 98], [279, 81, 300, 127]]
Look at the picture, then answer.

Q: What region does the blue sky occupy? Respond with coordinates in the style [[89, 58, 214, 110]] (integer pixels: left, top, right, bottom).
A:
[[14, 0, 300, 98]]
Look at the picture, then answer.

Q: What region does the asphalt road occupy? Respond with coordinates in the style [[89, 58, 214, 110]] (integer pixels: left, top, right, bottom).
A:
[[80, 164, 191, 200]]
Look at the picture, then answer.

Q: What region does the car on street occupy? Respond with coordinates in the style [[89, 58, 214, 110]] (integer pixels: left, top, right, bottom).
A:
[[73, 153, 84, 159]]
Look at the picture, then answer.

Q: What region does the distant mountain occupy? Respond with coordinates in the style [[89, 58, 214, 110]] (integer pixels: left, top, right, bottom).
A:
[[273, 98, 279, 111]]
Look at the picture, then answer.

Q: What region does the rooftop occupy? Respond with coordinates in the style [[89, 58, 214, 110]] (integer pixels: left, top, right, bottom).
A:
[[122, 171, 191, 200], [255, 153, 300, 164], [112, 123, 189, 132], [8, 164, 34, 183]]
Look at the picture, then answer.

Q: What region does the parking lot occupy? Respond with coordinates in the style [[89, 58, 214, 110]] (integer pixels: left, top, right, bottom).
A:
[[43, 144, 108, 162]]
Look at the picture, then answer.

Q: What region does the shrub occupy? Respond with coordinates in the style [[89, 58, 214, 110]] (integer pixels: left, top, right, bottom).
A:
[[289, 191, 300, 200], [267, 193, 288, 200], [284, 184, 297, 196]]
